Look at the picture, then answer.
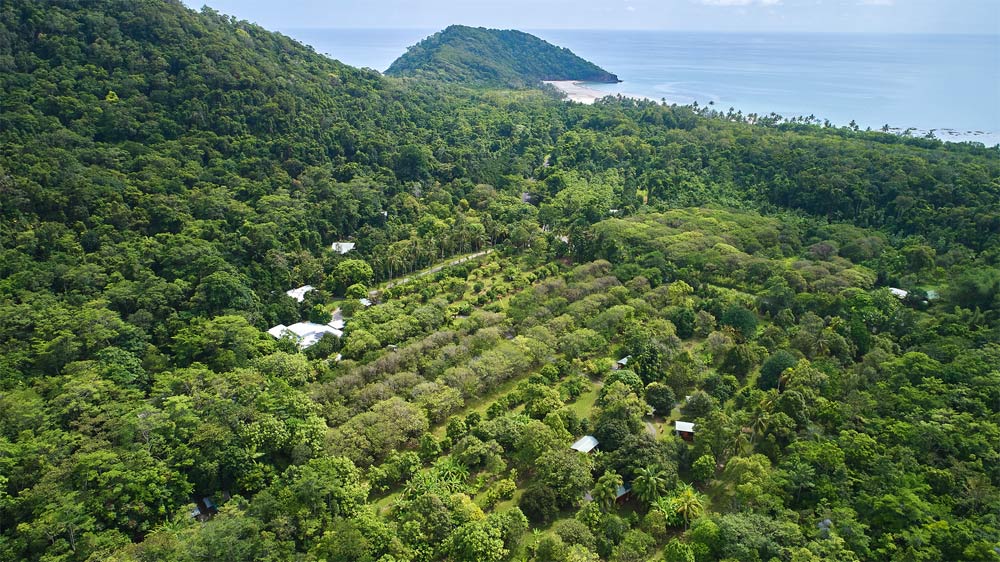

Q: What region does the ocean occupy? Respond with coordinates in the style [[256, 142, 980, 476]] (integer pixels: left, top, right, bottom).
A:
[[283, 28, 1000, 145]]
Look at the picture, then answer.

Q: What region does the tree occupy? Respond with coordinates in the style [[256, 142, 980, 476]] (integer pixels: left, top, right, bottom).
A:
[[519, 484, 559, 525], [680, 391, 715, 419], [395, 144, 434, 182], [173, 315, 275, 371], [668, 484, 706, 529], [670, 307, 696, 339], [330, 397, 429, 466], [631, 465, 672, 507], [330, 259, 374, 296], [533, 535, 568, 562], [722, 343, 761, 378], [604, 370, 645, 398], [444, 519, 508, 562], [593, 470, 624, 511], [663, 539, 695, 562], [595, 381, 648, 437], [191, 270, 260, 316], [251, 456, 369, 541], [565, 544, 601, 562], [536, 449, 594, 509], [719, 454, 773, 510], [720, 306, 758, 341], [341, 329, 381, 359], [610, 529, 654, 562], [758, 350, 799, 391], [948, 267, 1000, 311], [645, 381, 676, 415], [553, 519, 597, 551], [691, 454, 716, 483], [308, 304, 333, 324]]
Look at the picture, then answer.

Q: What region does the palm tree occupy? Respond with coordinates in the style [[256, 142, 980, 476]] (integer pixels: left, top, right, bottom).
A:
[[784, 459, 816, 504], [671, 484, 706, 530], [432, 458, 469, 491], [632, 465, 671, 507], [593, 470, 623, 511], [749, 393, 775, 445]]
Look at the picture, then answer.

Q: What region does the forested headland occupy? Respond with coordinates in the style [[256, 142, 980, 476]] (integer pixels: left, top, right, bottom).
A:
[[1, 1, 998, 562], [385, 25, 621, 87]]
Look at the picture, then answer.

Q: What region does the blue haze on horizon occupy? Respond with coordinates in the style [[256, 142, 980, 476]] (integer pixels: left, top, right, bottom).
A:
[[181, 1, 999, 144], [184, 0, 999, 35]]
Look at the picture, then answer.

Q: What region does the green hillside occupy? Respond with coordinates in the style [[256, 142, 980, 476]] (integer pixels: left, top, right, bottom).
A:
[[385, 25, 620, 87], [1, 1, 999, 562]]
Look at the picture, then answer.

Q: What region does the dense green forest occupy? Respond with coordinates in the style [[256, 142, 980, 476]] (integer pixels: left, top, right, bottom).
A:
[[385, 25, 620, 87], [1, 1, 998, 561]]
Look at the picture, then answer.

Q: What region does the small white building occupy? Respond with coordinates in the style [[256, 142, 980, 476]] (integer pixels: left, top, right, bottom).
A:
[[571, 435, 599, 454], [332, 241, 356, 255], [674, 421, 695, 441], [285, 285, 315, 303], [889, 287, 908, 299], [267, 321, 343, 349], [359, 297, 373, 307], [613, 356, 631, 370]]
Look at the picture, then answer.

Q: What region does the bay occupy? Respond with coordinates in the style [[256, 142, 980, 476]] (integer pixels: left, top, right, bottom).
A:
[[282, 28, 1000, 145]]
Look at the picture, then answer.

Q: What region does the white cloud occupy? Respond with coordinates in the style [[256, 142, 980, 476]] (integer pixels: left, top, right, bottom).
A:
[[857, 0, 893, 5]]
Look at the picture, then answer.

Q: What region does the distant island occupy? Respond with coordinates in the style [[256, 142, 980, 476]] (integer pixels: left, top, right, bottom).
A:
[[385, 25, 620, 88]]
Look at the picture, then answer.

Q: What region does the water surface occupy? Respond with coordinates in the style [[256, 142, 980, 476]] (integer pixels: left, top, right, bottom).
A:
[[283, 27, 1000, 145]]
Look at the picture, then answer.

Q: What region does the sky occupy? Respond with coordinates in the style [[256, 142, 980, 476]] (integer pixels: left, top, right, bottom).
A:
[[183, 0, 1000, 34]]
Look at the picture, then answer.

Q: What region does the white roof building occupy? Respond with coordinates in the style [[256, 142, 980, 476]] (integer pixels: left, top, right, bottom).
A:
[[285, 285, 315, 303], [889, 287, 908, 299], [359, 297, 373, 307], [570, 435, 599, 453], [267, 324, 289, 338], [674, 421, 695, 434], [332, 241, 356, 254], [267, 321, 343, 349]]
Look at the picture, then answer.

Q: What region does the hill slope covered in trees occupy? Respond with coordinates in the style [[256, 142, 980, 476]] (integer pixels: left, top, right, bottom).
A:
[[385, 25, 621, 87], [1, 1, 999, 562]]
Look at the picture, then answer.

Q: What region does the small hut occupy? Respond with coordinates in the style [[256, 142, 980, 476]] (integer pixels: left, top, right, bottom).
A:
[[674, 421, 695, 442], [570, 435, 599, 454]]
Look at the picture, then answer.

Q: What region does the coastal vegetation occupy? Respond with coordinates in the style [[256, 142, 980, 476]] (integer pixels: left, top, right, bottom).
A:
[[0, 1, 998, 561]]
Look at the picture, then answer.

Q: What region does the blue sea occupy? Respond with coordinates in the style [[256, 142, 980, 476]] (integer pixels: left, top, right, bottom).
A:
[[284, 28, 1000, 145]]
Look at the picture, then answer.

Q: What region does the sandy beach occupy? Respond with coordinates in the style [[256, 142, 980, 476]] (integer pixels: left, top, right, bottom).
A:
[[542, 80, 609, 104], [544, 80, 657, 106]]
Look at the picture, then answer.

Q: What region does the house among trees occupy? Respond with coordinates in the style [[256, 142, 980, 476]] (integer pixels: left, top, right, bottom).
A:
[[285, 285, 315, 303], [674, 421, 695, 442], [267, 321, 343, 349], [331, 241, 356, 254], [570, 435, 599, 453], [359, 297, 373, 307], [613, 355, 631, 370], [889, 287, 908, 299], [189, 497, 218, 522]]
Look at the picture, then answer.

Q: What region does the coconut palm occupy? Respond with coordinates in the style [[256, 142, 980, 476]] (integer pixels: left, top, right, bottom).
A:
[[632, 465, 671, 507], [671, 483, 706, 529], [593, 470, 623, 511]]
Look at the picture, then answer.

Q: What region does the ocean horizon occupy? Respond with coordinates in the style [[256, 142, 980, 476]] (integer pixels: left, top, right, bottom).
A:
[[282, 27, 1000, 145]]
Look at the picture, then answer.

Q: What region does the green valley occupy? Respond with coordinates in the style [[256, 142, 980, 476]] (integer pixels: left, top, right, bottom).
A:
[[0, 2, 998, 562]]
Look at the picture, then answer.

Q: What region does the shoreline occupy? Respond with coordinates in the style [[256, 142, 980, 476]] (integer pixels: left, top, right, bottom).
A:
[[543, 81, 997, 146], [542, 80, 607, 104], [542, 80, 655, 105]]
